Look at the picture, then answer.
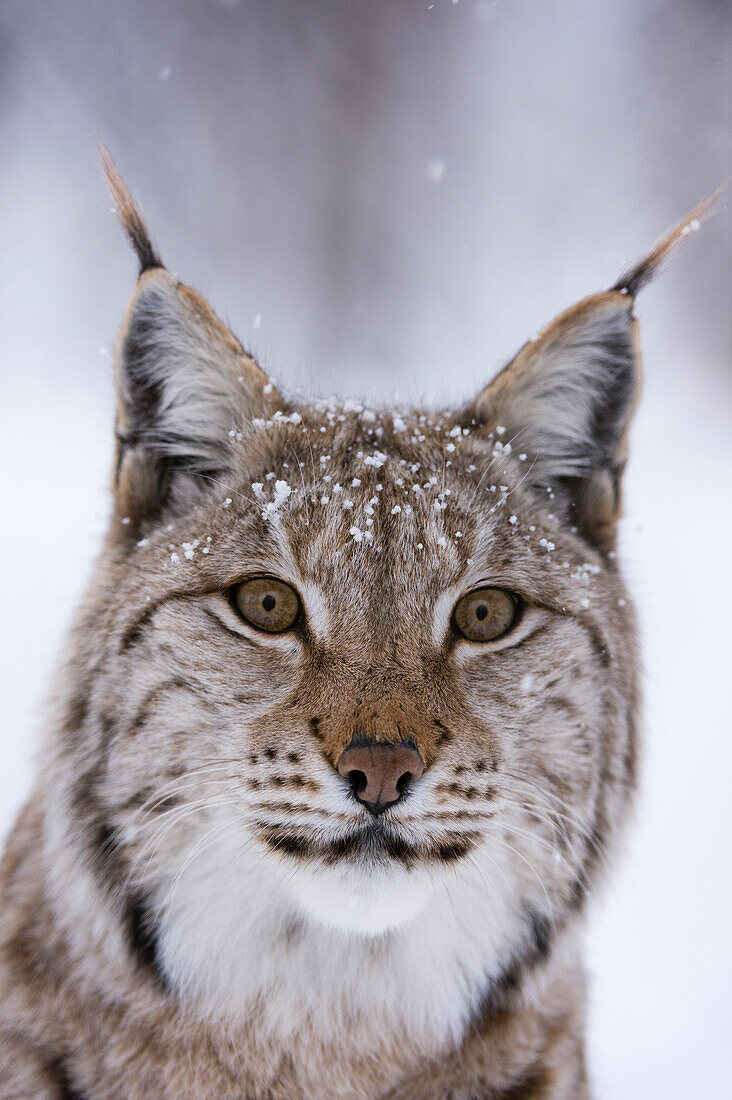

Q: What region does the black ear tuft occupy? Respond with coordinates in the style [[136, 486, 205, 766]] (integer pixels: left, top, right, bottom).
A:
[[472, 193, 722, 551], [612, 188, 723, 297], [99, 147, 286, 524], [98, 141, 163, 275]]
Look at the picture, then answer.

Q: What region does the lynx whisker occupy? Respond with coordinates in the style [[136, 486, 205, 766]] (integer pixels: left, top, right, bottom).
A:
[[160, 812, 256, 911], [500, 772, 606, 854], [196, 470, 264, 512], [505, 451, 539, 497], [498, 796, 578, 858], [125, 795, 242, 889], [288, 442, 310, 526], [121, 761, 245, 820], [489, 833, 555, 921]]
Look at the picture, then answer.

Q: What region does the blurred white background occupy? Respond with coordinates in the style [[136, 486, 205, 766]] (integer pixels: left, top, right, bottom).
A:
[[0, 1, 729, 1096]]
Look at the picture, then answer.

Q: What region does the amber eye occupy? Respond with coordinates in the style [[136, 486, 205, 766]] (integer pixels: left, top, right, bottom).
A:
[[233, 577, 301, 633], [453, 587, 520, 642]]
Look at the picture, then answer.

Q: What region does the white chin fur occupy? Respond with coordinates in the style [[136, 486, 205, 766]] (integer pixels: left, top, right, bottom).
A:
[[284, 860, 439, 935]]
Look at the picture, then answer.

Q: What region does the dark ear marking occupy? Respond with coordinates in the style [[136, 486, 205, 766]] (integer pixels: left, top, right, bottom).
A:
[[612, 187, 723, 297], [98, 141, 163, 275], [472, 192, 722, 550], [99, 142, 286, 522], [474, 291, 640, 480], [473, 292, 637, 552], [111, 267, 280, 520]]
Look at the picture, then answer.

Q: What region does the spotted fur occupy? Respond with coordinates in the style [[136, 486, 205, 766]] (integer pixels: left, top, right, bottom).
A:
[[0, 163, 713, 1099]]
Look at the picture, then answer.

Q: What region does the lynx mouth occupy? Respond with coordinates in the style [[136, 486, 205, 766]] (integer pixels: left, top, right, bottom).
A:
[[254, 819, 479, 868], [262, 821, 482, 934]]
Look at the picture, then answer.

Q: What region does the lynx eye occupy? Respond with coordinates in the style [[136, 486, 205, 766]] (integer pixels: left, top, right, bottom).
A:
[[453, 587, 520, 642], [233, 577, 301, 633]]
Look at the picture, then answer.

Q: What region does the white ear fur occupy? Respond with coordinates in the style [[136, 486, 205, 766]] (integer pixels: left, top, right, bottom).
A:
[[113, 270, 280, 518], [474, 190, 722, 513], [476, 292, 639, 486], [101, 148, 283, 520], [115, 270, 275, 464], [473, 291, 641, 550]]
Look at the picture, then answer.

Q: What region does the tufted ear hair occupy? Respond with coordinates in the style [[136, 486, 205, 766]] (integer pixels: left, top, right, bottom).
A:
[[472, 194, 720, 551], [101, 147, 282, 522]]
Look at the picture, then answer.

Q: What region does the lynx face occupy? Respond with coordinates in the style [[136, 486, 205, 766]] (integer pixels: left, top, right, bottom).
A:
[[85, 390, 634, 943], [47, 159, 682, 1035]]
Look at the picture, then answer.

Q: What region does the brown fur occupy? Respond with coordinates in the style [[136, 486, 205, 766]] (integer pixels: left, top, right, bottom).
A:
[[0, 164, 712, 1098]]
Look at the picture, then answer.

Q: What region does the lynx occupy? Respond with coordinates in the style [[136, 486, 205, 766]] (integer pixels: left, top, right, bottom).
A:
[[0, 156, 713, 1099]]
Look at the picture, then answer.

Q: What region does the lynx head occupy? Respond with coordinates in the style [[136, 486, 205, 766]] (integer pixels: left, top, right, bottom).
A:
[[52, 154, 713, 1022]]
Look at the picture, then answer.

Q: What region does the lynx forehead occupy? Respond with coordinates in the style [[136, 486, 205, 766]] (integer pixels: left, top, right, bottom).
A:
[[0, 155, 715, 1098]]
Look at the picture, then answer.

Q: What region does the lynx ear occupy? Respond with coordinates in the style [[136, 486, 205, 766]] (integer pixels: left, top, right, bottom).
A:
[[473, 195, 720, 550], [101, 148, 281, 520], [474, 291, 639, 549]]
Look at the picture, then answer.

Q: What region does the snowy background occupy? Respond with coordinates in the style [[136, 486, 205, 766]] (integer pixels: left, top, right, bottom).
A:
[[0, 1, 729, 1096]]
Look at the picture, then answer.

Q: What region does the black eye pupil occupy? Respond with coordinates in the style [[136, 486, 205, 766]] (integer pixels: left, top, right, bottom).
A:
[[262, 595, 276, 612], [475, 604, 488, 621]]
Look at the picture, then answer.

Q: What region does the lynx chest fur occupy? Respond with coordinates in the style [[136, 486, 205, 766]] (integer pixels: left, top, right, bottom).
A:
[[0, 163, 709, 1100]]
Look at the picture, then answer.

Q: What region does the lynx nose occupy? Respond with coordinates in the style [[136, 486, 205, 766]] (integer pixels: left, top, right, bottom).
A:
[[337, 738, 424, 816]]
